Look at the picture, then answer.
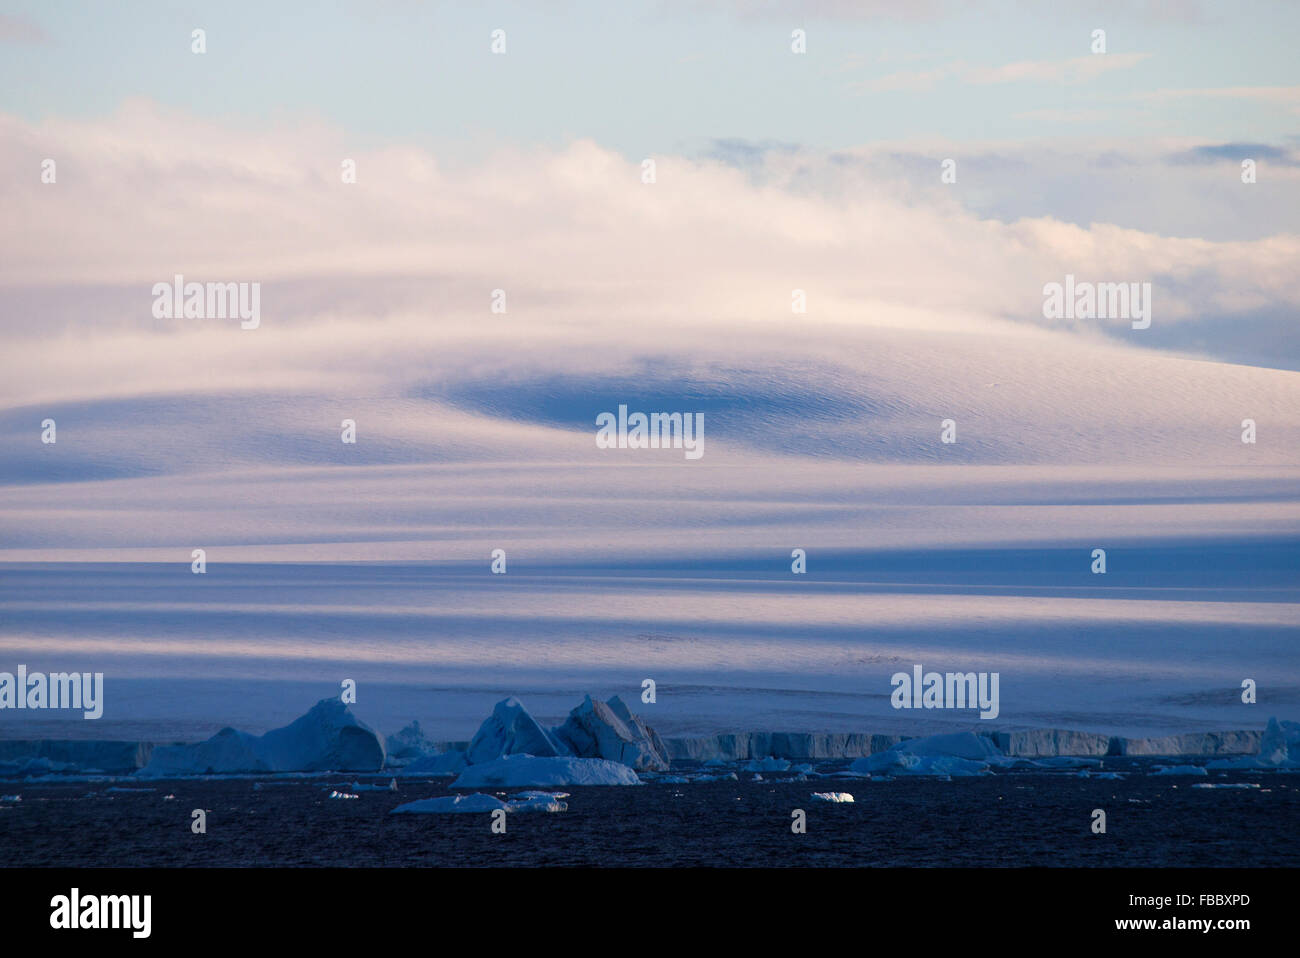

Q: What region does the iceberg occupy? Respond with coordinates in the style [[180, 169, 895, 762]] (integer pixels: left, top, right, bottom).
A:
[[138, 698, 385, 776], [848, 731, 1000, 777], [505, 794, 568, 812], [452, 754, 641, 788], [1151, 764, 1208, 776], [138, 727, 269, 776], [1192, 782, 1260, 789], [391, 790, 568, 814], [392, 793, 509, 814], [396, 750, 468, 777], [384, 721, 441, 764], [509, 790, 570, 801], [851, 752, 991, 777], [895, 732, 1002, 760], [1029, 756, 1103, 769], [0, 756, 81, 777], [743, 756, 792, 772], [0, 740, 154, 775], [466, 697, 566, 764], [811, 791, 854, 802], [1206, 718, 1300, 770], [552, 695, 670, 771], [692, 771, 739, 782]]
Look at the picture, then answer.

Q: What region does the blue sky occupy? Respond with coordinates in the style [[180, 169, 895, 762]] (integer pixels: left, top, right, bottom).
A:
[[2, 0, 1298, 158]]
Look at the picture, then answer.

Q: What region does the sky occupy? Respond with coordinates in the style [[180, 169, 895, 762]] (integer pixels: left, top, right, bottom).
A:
[[2, 0, 1298, 154]]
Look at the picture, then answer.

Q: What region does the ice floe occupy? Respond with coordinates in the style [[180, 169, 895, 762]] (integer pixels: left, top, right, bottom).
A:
[[452, 754, 642, 788], [392, 793, 508, 814]]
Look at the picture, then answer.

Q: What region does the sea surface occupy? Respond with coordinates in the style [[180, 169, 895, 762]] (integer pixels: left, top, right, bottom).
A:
[[4, 763, 1296, 868]]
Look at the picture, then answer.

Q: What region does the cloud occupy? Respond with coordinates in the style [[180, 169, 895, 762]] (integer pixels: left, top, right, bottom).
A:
[[854, 52, 1151, 93], [656, 0, 953, 22], [1132, 86, 1300, 116], [0, 13, 47, 44], [1166, 143, 1300, 167], [2, 102, 1299, 422], [966, 52, 1152, 85]]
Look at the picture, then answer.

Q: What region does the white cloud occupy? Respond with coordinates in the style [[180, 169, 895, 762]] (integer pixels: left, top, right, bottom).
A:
[[853, 52, 1151, 93]]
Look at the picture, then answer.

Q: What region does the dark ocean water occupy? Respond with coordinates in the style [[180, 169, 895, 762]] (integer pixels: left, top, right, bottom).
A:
[[3, 764, 1296, 868]]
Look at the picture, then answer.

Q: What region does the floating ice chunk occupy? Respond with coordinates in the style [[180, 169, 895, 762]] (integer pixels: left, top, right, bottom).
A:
[[811, 791, 854, 802], [467, 698, 566, 765], [896, 732, 1003, 761], [509, 790, 570, 801], [0, 756, 82, 776], [397, 750, 468, 777], [258, 698, 386, 771], [105, 786, 155, 793], [0, 795, 19, 802], [553, 695, 670, 771], [851, 752, 990, 777], [392, 793, 510, 814], [743, 757, 791, 773], [1152, 765, 1207, 776], [384, 721, 440, 764], [506, 795, 568, 812], [139, 698, 385, 776], [1208, 718, 1300, 770], [1032, 756, 1103, 769], [1192, 782, 1260, 789], [349, 779, 397, 792], [849, 732, 999, 778], [452, 754, 642, 788]]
